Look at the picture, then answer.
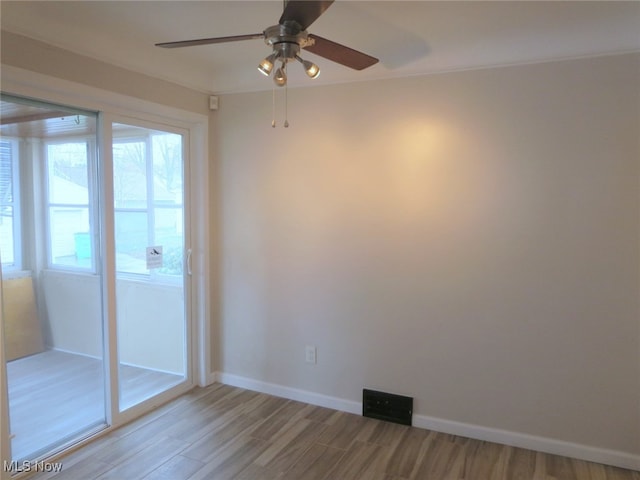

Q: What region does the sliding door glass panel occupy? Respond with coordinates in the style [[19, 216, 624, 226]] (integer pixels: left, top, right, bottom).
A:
[[0, 95, 106, 468], [113, 123, 186, 411]]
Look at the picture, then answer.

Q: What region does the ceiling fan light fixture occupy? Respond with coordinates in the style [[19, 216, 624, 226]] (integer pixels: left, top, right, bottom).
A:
[[306, 62, 320, 79], [258, 52, 278, 76], [296, 55, 320, 79], [274, 63, 287, 87]]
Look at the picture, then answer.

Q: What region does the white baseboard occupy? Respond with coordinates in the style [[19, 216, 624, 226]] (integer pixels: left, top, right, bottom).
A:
[[48, 347, 102, 360], [49, 347, 182, 377], [213, 371, 640, 472], [215, 372, 361, 415], [411, 414, 640, 472]]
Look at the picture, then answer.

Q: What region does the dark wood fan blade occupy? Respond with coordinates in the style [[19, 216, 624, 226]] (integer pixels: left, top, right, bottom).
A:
[[279, 0, 334, 30], [156, 33, 264, 48], [304, 34, 379, 70]]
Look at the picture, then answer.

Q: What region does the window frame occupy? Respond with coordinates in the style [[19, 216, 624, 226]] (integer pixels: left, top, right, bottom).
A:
[[0, 137, 22, 271], [43, 136, 99, 273]]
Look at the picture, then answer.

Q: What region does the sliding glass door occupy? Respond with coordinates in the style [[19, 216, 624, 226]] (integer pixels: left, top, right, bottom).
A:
[[0, 96, 106, 466], [112, 122, 189, 411], [0, 98, 192, 470]]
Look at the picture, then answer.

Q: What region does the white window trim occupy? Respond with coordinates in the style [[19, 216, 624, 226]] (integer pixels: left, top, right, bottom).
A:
[[0, 137, 22, 271], [43, 136, 98, 274]]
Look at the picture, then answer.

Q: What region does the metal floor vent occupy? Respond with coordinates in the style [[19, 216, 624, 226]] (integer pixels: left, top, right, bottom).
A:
[[362, 388, 413, 426]]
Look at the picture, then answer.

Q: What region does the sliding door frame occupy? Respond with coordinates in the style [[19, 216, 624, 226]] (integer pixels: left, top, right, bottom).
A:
[[104, 113, 194, 425], [0, 266, 10, 479], [0, 65, 211, 478]]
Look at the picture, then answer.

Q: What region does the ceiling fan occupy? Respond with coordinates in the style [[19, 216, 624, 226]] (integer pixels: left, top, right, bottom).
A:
[[155, 0, 379, 88]]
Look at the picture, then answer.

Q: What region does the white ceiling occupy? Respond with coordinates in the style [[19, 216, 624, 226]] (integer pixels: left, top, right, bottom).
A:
[[2, 1, 639, 94]]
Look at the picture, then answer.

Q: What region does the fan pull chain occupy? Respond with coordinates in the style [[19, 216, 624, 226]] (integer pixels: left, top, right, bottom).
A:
[[270, 63, 291, 128], [271, 85, 276, 128], [284, 81, 289, 128]]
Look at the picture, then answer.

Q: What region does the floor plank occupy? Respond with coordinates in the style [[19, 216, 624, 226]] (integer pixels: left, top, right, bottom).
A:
[[142, 455, 205, 480], [280, 444, 346, 480], [384, 427, 430, 478]]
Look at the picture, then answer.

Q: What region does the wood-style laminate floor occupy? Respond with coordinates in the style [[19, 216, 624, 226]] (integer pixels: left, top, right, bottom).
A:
[[27, 383, 639, 480], [6, 349, 183, 462]]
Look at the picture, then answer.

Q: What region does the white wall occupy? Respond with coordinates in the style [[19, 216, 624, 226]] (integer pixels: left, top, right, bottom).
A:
[[0, 31, 208, 115], [216, 53, 640, 461], [41, 271, 184, 374], [41, 270, 103, 357], [115, 279, 185, 374]]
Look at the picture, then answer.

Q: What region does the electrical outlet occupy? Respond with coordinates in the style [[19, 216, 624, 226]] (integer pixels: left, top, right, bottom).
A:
[[305, 345, 317, 364]]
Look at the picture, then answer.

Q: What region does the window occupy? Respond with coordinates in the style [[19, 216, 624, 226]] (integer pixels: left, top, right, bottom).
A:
[[0, 138, 20, 269], [113, 126, 183, 279], [45, 141, 94, 270]]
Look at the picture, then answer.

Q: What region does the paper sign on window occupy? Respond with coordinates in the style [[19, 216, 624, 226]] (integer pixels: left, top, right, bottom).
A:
[[146, 246, 163, 269]]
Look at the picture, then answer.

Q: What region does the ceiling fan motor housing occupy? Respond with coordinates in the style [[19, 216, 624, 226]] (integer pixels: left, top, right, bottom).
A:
[[263, 23, 314, 61]]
